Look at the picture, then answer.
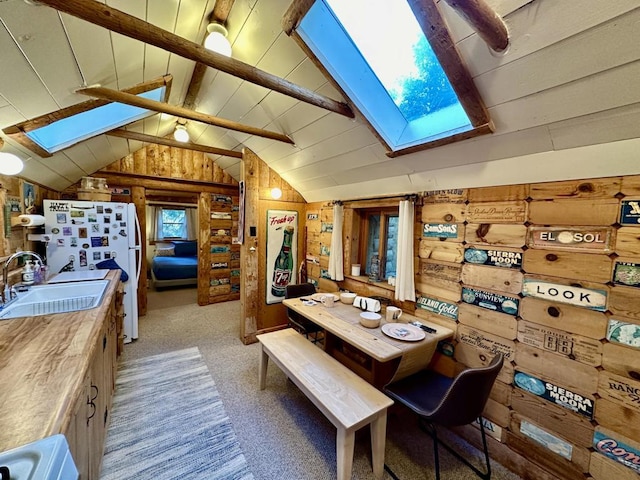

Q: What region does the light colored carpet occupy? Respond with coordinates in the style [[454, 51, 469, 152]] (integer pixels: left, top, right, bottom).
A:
[[120, 287, 523, 480], [100, 346, 253, 480]]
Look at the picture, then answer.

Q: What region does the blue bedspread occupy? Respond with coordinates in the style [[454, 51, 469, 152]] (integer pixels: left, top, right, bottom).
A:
[[152, 255, 198, 280]]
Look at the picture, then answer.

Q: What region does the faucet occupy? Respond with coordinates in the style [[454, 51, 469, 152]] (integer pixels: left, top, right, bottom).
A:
[[2, 251, 45, 304]]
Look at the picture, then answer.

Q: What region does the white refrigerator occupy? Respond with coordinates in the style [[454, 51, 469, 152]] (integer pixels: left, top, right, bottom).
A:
[[43, 199, 141, 343]]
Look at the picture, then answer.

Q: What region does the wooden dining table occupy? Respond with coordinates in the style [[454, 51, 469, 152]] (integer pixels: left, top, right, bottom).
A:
[[282, 297, 454, 388]]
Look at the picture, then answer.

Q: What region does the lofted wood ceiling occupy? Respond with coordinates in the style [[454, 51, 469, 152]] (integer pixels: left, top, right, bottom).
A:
[[1, 0, 639, 202]]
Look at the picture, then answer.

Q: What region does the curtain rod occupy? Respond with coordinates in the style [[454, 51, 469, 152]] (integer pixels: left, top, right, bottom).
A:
[[331, 193, 419, 205], [146, 201, 197, 208]]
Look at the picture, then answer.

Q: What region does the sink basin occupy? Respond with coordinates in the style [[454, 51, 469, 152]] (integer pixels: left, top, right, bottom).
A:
[[0, 434, 78, 480], [0, 280, 109, 320]]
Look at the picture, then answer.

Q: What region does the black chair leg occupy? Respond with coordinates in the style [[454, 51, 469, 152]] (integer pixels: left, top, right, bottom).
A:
[[419, 418, 492, 480]]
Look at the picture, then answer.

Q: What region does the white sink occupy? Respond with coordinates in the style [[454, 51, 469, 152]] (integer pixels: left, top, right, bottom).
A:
[[0, 434, 78, 480], [0, 280, 109, 320]]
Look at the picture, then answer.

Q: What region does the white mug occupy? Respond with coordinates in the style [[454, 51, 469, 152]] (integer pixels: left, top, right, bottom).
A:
[[321, 295, 335, 308], [385, 306, 402, 323]]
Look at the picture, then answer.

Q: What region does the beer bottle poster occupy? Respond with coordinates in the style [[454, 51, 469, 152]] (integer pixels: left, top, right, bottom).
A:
[[266, 210, 298, 304]]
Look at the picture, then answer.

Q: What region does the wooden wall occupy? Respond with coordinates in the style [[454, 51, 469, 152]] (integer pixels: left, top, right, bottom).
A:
[[240, 148, 305, 344], [91, 143, 239, 315], [310, 174, 640, 480], [0, 175, 58, 282]]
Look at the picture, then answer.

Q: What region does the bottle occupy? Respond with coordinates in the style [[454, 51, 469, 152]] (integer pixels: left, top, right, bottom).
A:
[[33, 260, 43, 285], [368, 254, 380, 283], [271, 225, 294, 297], [22, 261, 35, 286]]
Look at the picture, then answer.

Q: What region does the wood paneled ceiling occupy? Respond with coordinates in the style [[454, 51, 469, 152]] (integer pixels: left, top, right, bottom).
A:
[[1, 0, 639, 201]]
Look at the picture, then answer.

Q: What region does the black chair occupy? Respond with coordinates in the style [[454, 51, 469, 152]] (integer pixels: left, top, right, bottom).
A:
[[383, 353, 504, 480], [285, 283, 324, 344]]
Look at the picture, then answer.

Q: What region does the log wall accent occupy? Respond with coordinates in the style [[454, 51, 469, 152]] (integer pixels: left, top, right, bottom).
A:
[[308, 174, 640, 480]]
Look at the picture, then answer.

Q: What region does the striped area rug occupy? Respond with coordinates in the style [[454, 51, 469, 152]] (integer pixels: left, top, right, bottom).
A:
[[100, 347, 253, 480]]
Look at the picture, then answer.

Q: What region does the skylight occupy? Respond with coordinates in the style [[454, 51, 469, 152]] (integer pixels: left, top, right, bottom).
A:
[[295, 0, 476, 153], [25, 87, 166, 154]]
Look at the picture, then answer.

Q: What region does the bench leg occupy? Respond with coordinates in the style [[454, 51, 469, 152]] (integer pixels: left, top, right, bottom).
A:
[[336, 426, 355, 480], [370, 411, 388, 479], [259, 345, 269, 390]]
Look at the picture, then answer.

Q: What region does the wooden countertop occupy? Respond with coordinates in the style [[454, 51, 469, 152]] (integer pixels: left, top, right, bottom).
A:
[[0, 270, 120, 452]]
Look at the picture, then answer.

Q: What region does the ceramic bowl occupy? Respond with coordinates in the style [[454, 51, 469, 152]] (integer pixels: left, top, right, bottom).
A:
[[340, 292, 357, 304], [359, 311, 381, 328]]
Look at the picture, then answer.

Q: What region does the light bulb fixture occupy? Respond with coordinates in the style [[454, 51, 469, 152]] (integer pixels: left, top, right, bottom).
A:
[[270, 187, 282, 200], [204, 22, 232, 57], [0, 138, 24, 176], [173, 124, 190, 143]]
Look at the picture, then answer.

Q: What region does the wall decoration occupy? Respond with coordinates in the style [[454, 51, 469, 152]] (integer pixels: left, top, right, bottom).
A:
[[266, 209, 298, 305], [21, 180, 35, 214], [620, 199, 640, 225]]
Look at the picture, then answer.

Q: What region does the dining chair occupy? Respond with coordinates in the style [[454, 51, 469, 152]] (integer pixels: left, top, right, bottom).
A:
[[383, 353, 504, 480], [284, 283, 324, 344]]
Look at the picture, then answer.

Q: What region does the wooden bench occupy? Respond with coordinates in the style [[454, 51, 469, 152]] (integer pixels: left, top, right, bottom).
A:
[[258, 328, 394, 480]]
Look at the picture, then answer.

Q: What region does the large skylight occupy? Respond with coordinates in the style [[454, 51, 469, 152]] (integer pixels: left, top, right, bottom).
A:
[[25, 87, 166, 154], [296, 0, 474, 153]]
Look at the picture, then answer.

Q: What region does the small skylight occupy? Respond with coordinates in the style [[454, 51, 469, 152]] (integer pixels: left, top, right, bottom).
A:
[[296, 0, 475, 153], [25, 87, 166, 154]]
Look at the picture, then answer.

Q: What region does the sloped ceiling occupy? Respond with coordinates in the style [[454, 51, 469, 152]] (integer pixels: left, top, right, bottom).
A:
[[1, 0, 639, 202]]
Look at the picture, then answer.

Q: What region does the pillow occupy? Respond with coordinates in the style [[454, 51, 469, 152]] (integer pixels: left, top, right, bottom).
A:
[[155, 246, 174, 257], [172, 241, 197, 257]]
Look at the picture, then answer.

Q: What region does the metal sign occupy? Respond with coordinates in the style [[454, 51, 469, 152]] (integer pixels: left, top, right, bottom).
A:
[[522, 279, 607, 311], [620, 200, 640, 225], [521, 421, 573, 460], [528, 226, 613, 252], [607, 318, 640, 350], [613, 261, 640, 288], [461, 287, 519, 315], [464, 247, 522, 269], [593, 430, 640, 473], [514, 370, 594, 419], [423, 223, 459, 238], [416, 295, 458, 319]]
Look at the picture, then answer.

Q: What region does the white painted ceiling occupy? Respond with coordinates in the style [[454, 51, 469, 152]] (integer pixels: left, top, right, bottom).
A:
[[1, 0, 639, 202]]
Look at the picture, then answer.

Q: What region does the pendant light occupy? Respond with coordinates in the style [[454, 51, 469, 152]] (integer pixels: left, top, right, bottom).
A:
[[0, 138, 24, 175], [173, 124, 190, 143], [204, 22, 232, 57]]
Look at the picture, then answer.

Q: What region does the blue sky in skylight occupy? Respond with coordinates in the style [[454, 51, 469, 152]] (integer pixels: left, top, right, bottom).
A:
[[298, 0, 472, 151], [25, 87, 165, 153]]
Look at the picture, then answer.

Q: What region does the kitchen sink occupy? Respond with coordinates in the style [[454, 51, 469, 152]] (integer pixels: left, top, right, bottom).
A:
[[0, 434, 78, 480], [0, 280, 109, 320]]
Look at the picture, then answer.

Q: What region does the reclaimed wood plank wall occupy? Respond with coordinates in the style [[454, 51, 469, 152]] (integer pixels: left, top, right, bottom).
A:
[[308, 174, 640, 480]]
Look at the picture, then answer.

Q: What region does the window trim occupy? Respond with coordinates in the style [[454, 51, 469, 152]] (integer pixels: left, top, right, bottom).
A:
[[285, 0, 493, 157], [358, 206, 399, 280], [2, 75, 173, 158]]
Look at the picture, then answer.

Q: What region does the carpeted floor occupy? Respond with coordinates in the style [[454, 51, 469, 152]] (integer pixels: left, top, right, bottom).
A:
[[118, 286, 523, 480], [100, 347, 253, 480]]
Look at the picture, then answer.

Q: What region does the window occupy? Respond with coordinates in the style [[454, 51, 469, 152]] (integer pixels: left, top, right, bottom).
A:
[[290, 0, 491, 155], [360, 207, 399, 280], [156, 208, 189, 240], [24, 87, 165, 154]]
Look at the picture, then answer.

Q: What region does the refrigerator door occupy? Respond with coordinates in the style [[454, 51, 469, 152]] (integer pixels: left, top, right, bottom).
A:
[[43, 199, 139, 343]]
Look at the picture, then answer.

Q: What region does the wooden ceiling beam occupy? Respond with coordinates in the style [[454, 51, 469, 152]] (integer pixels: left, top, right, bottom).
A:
[[106, 129, 243, 158], [441, 0, 509, 52], [76, 86, 293, 144], [37, 0, 353, 118]]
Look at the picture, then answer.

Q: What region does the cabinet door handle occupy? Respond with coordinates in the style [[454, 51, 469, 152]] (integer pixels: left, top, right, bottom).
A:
[[87, 400, 96, 425], [90, 384, 99, 402]]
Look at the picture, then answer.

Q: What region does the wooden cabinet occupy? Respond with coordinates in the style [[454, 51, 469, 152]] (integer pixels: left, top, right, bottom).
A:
[[63, 284, 121, 479]]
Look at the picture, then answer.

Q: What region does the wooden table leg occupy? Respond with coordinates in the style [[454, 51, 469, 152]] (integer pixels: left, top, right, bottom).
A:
[[259, 345, 269, 390], [370, 411, 388, 479], [336, 426, 355, 480]]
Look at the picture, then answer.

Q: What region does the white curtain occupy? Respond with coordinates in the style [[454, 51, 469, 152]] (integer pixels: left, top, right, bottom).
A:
[[186, 207, 198, 240], [328, 203, 344, 281], [395, 199, 416, 302]]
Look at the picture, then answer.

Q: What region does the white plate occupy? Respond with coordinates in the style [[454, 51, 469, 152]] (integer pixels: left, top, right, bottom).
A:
[[381, 323, 426, 342], [311, 293, 338, 303]]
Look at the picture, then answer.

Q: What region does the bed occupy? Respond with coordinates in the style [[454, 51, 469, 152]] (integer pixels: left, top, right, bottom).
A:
[[151, 241, 198, 288]]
